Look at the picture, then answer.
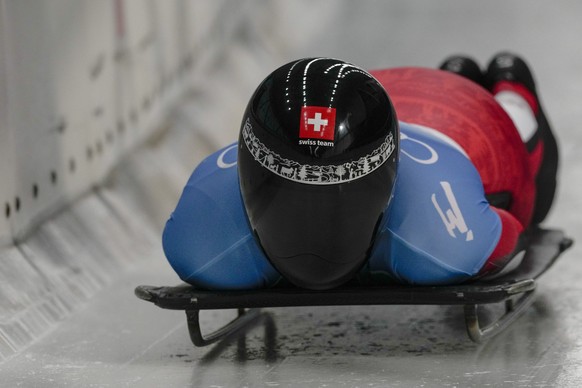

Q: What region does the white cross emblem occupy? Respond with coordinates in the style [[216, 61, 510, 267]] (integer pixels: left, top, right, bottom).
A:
[[307, 112, 328, 132]]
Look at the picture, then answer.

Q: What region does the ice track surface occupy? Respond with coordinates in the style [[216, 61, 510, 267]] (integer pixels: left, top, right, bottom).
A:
[[2, 1, 582, 387]]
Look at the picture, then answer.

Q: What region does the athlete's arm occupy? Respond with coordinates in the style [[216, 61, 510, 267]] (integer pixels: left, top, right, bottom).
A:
[[366, 123, 523, 285], [162, 143, 281, 290]]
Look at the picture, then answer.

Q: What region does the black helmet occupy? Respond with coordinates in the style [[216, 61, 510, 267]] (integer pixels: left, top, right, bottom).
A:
[[238, 58, 399, 290]]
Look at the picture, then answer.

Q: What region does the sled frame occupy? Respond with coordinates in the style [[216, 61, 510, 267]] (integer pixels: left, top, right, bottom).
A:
[[135, 228, 573, 346]]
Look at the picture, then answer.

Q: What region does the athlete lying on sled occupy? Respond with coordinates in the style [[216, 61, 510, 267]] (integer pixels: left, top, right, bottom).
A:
[[162, 53, 559, 291]]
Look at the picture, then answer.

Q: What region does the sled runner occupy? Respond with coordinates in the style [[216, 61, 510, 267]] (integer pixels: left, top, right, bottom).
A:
[[135, 228, 573, 346]]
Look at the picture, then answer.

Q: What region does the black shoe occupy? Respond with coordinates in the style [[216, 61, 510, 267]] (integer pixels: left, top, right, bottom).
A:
[[485, 52, 536, 92], [486, 52, 559, 224], [439, 55, 484, 86]]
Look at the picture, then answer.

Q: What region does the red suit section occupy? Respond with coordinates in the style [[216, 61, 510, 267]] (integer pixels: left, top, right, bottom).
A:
[[371, 68, 537, 266], [371, 68, 536, 227]]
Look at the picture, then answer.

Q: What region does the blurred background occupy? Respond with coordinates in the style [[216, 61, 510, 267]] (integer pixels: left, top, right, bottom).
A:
[[0, 0, 581, 386]]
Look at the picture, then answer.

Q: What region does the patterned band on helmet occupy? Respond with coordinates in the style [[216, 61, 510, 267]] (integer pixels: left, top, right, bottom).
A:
[[242, 118, 396, 185]]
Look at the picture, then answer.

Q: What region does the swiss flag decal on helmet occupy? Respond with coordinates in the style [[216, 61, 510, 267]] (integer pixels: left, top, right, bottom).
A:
[[299, 106, 336, 142]]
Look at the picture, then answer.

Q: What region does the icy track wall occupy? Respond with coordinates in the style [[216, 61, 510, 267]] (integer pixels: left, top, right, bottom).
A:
[[0, 0, 276, 361]]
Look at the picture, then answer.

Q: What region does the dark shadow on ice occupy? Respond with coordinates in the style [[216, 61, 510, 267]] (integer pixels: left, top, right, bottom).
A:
[[197, 311, 279, 365]]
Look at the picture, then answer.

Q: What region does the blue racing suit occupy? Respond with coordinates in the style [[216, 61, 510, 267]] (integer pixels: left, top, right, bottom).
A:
[[162, 122, 502, 289]]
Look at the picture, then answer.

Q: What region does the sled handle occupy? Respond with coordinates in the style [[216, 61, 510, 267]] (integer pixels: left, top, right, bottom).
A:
[[186, 308, 262, 347], [464, 288, 536, 343]]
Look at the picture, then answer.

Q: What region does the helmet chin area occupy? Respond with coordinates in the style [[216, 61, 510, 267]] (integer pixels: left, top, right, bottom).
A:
[[266, 251, 369, 290]]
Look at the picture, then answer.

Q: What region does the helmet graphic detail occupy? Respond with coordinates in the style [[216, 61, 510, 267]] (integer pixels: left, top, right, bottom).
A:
[[242, 117, 396, 185], [238, 57, 399, 290], [299, 106, 336, 144]]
